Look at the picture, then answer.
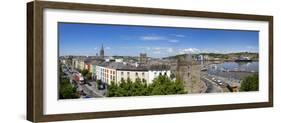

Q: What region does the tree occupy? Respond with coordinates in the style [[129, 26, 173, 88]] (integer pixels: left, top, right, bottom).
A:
[[96, 79, 102, 88], [81, 69, 89, 77], [142, 78, 147, 83], [107, 81, 118, 97], [59, 78, 79, 99], [106, 75, 187, 97], [174, 79, 186, 94], [170, 73, 176, 80], [86, 72, 92, 80], [240, 74, 259, 91], [133, 78, 143, 96]]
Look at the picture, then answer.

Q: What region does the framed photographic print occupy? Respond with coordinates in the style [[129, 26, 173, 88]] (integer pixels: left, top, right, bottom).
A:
[[27, 0, 273, 122]]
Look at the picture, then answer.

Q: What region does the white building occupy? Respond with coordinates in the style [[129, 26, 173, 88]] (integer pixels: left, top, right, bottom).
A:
[[96, 63, 117, 84], [115, 58, 123, 62], [96, 62, 148, 85], [96, 62, 171, 85], [116, 69, 148, 84], [148, 70, 171, 84], [148, 65, 171, 84]]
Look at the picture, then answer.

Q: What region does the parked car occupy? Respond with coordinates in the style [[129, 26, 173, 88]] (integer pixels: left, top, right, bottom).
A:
[[98, 83, 106, 90], [87, 82, 92, 86], [217, 80, 223, 85], [84, 96, 92, 98]]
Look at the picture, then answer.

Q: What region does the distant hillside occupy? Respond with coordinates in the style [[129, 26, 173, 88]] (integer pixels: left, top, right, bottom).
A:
[[163, 54, 189, 60], [164, 52, 259, 61]]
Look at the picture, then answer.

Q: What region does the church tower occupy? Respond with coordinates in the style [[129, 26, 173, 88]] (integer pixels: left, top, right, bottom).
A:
[[100, 44, 104, 59]]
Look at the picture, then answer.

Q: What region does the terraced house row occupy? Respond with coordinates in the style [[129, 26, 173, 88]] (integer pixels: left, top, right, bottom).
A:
[[71, 58, 171, 85]]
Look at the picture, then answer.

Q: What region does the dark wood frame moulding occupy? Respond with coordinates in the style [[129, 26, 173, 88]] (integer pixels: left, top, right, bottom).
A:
[[27, 0, 273, 122]]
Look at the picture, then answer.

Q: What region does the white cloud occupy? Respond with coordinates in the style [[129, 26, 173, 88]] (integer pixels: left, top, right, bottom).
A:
[[167, 48, 173, 53], [153, 51, 162, 54], [105, 47, 111, 50], [143, 47, 151, 51], [178, 48, 240, 54], [246, 46, 258, 52], [145, 47, 151, 50], [154, 47, 165, 50], [140, 35, 180, 43], [179, 48, 200, 54], [150, 47, 175, 55], [172, 34, 186, 38], [140, 36, 166, 41], [137, 46, 151, 51]]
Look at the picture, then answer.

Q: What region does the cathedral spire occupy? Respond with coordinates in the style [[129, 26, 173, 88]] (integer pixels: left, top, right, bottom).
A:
[[101, 43, 104, 50], [100, 43, 105, 59]]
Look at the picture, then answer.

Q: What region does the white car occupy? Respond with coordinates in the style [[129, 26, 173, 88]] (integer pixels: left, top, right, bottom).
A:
[[217, 80, 223, 85]]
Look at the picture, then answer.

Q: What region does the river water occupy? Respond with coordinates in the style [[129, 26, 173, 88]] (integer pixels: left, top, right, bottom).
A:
[[204, 61, 259, 80]]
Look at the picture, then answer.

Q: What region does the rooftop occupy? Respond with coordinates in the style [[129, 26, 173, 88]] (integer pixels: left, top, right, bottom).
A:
[[101, 62, 148, 71]]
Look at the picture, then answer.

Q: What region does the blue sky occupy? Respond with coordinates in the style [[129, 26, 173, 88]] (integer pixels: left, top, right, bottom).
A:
[[59, 23, 259, 58]]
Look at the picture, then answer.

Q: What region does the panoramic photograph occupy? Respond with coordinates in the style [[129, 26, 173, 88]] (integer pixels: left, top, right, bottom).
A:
[[58, 22, 259, 99]]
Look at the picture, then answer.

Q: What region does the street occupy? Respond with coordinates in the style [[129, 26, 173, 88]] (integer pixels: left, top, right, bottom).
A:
[[201, 76, 223, 93], [61, 64, 106, 98]]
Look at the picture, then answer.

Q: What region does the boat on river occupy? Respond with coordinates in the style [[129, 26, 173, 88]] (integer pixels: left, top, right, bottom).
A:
[[234, 56, 252, 62]]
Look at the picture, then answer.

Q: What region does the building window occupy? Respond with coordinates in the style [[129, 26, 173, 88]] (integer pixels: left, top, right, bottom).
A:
[[142, 72, 145, 76], [164, 72, 167, 76], [121, 72, 124, 76], [127, 72, 130, 75], [135, 72, 138, 76]]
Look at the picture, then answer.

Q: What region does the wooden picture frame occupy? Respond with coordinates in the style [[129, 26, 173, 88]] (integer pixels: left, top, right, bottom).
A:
[[27, 1, 273, 122]]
